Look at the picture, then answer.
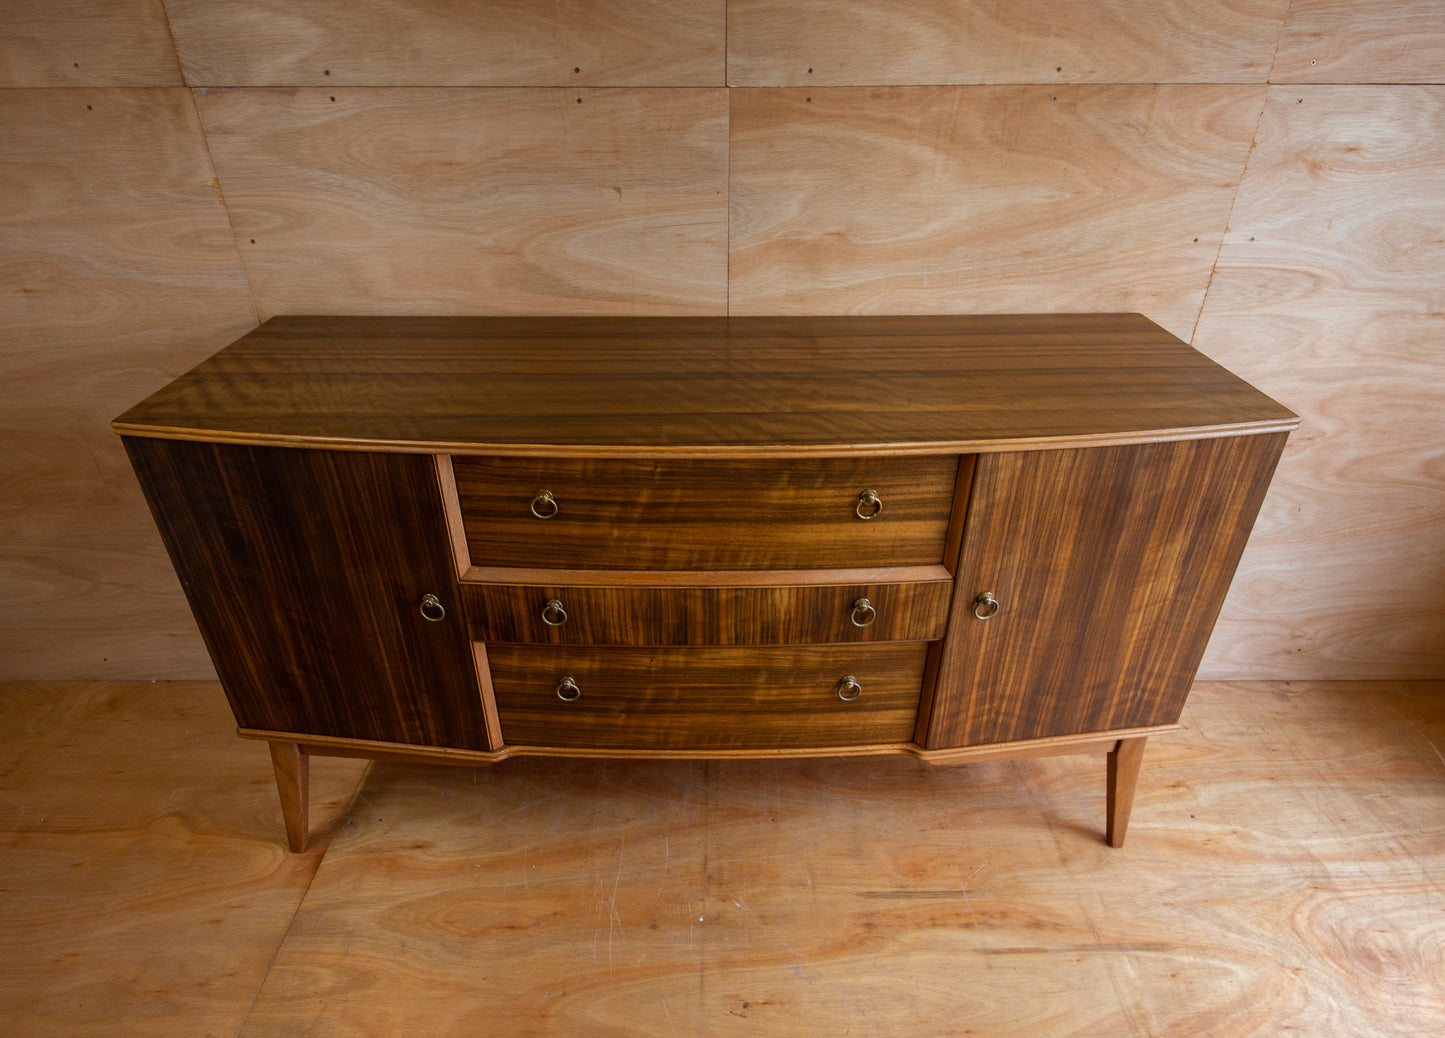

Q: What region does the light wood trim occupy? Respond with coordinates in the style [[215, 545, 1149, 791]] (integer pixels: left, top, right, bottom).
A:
[[472, 643, 503, 751], [267, 741, 310, 853], [237, 724, 1179, 766], [1107, 736, 1149, 848], [433, 454, 471, 581], [941, 454, 976, 575], [909, 726, 1178, 766], [459, 563, 954, 588], [110, 419, 1299, 458]]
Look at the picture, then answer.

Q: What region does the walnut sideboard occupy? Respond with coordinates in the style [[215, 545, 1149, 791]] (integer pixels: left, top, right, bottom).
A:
[[114, 315, 1297, 852]]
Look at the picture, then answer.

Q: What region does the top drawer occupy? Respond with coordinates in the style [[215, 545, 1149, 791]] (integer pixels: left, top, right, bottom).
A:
[[451, 455, 963, 571]]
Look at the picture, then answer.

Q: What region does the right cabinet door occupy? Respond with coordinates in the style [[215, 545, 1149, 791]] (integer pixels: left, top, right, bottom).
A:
[[924, 433, 1289, 749]]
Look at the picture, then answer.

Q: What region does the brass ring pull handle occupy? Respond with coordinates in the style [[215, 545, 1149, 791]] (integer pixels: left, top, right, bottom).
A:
[[555, 676, 581, 702], [541, 598, 568, 627], [973, 591, 1000, 620], [419, 593, 446, 622], [850, 597, 877, 628], [836, 675, 863, 702], [530, 489, 559, 519], [855, 489, 883, 520]]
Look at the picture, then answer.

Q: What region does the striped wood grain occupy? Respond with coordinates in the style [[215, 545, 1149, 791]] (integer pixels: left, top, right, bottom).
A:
[[0, 89, 257, 681], [487, 642, 929, 749], [193, 87, 729, 318], [728, 86, 1264, 339], [124, 438, 493, 750], [452, 454, 959, 571], [0, 0, 182, 87], [1193, 86, 1445, 680], [462, 579, 954, 646], [928, 435, 1288, 747], [229, 681, 1445, 1037], [166, 0, 724, 86], [728, 0, 1289, 86], [113, 315, 1296, 455], [1272, 0, 1445, 84]]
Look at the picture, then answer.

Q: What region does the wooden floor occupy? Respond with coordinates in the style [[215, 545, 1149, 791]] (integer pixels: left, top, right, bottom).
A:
[[1, 681, 1441, 1036]]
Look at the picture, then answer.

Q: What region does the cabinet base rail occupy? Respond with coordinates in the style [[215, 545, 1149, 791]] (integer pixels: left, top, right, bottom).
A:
[[245, 725, 1174, 853]]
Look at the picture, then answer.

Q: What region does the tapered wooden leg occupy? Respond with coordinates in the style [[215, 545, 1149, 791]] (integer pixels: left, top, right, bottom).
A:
[[1105, 736, 1148, 848], [268, 741, 310, 852]]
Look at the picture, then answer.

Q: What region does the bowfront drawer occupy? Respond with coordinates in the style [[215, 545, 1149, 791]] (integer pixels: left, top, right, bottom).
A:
[[463, 580, 953, 645], [451, 455, 963, 571], [487, 642, 929, 750]]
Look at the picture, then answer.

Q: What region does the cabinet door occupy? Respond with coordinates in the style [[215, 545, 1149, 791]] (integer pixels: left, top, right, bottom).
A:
[[125, 438, 491, 751], [925, 433, 1287, 749]]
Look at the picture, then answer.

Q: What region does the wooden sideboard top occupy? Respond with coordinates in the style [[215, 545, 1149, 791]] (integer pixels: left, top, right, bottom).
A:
[[113, 314, 1297, 456]]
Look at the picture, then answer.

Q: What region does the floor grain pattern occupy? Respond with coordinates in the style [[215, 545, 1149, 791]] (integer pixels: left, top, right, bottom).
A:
[[0, 682, 368, 1036], [1, 681, 1440, 1035]]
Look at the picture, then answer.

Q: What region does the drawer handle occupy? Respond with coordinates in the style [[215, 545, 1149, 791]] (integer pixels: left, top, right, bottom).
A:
[[836, 675, 863, 702], [530, 489, 559, 519], [850, 597, 877, 628], [555, 676, 581, 702], [855, 489, 883, 520], [973, 591, 1000, 620], [419, 593, 446, 622], [541, 598, 569, 627]]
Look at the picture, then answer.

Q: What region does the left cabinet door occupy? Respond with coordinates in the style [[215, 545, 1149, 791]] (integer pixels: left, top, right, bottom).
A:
[[124, 438, 492, 751]]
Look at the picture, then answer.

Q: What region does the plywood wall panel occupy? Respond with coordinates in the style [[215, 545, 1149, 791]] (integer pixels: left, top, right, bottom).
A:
[[195, 88, 729, 318], [727, 0, 1289, 86], [729, 85, 1263, 338], [165, 0, 724, 86], [0, 0, 182, 87], [1273, 1, 1445, 84], [0, 89, 258, 680], [1194, 86, 1445, 680]]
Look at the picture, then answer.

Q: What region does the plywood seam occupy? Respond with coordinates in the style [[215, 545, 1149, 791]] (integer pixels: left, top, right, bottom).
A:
[[186, 86, 263, 327], [235, 755, 371, 1033], [1264, 0, 1294, 85], [154, 0, 189, 87], [1191, 85, 1274, 345]]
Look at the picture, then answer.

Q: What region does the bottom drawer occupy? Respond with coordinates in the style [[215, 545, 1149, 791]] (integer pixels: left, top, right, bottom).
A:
[[487, 642, 930, 751]]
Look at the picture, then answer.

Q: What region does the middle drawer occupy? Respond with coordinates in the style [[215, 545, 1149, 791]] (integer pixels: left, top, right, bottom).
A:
[[462, 580, 953, 646]]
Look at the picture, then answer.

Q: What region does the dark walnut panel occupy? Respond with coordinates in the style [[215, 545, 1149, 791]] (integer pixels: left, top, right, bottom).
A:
[[124, 437, 491, 750], [452, 454, 960, 571], [926, 433, 1289, 748], [462, 579, 953, 646], [489, 642, 929, 750]]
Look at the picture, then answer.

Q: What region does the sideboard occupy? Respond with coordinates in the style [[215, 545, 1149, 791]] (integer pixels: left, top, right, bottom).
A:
[[114, 314, 1297, 851]]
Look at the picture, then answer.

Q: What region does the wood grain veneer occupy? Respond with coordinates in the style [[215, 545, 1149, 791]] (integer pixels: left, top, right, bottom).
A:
[[115, 314, 1296, 850], [191, 88, 728, 319], [1272, 0, 1445, 83], [461, 579, 953, 646], [168, 0, 725, 87], [1192, 86, 1445, 680], [123, 437, 491, 750], [113, 314, 1295, 455], [927, 433, 1289, 748], [728, 87, 1263, 337], [727, 0, 1287, 85], [487, 642, 929, 750], [452, 454, 959, 571]]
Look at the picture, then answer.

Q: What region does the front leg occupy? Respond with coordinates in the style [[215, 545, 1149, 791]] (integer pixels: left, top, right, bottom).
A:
[[268, 741, 310, 852], [1105, 736, 1148, 848]]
